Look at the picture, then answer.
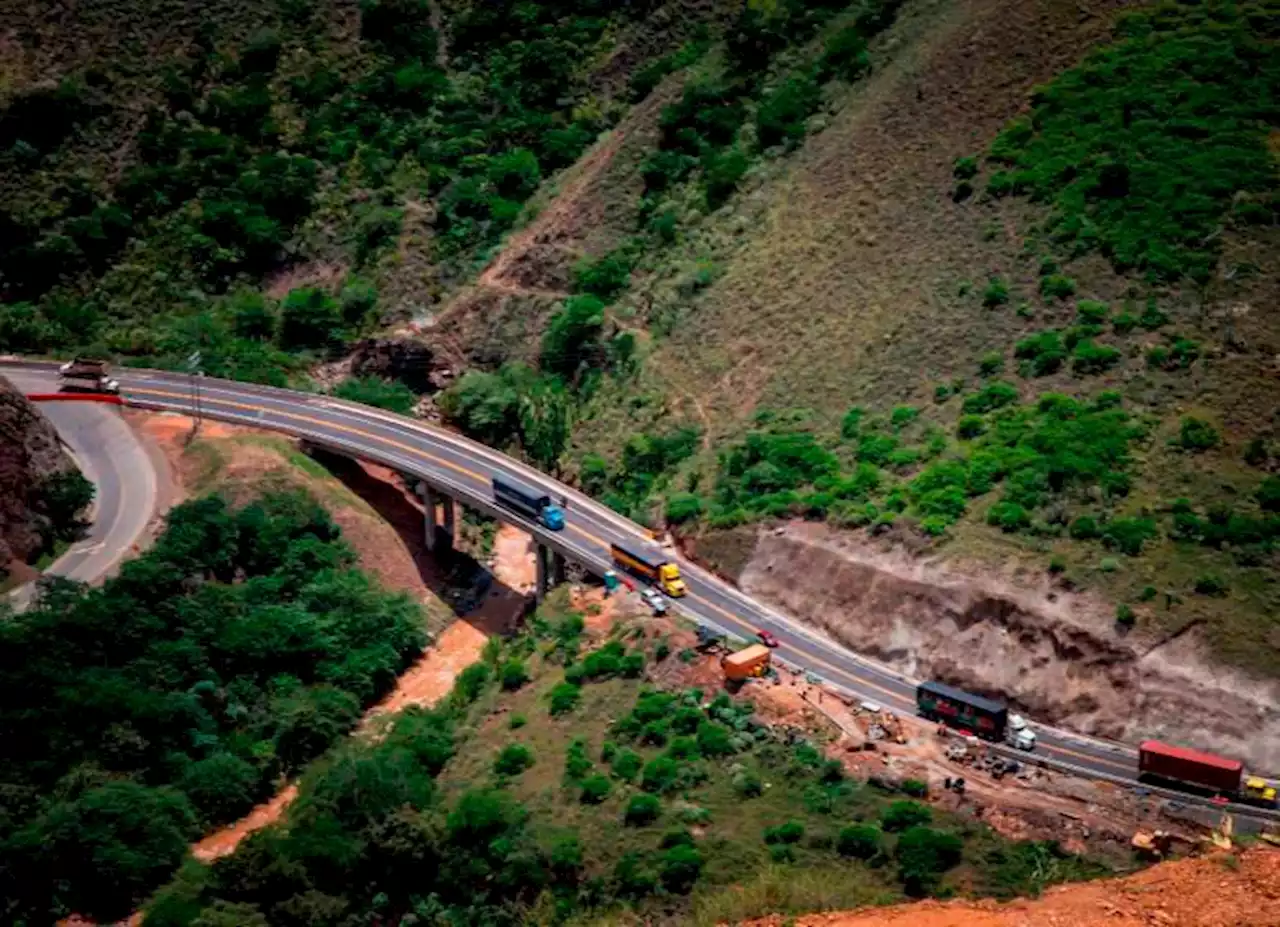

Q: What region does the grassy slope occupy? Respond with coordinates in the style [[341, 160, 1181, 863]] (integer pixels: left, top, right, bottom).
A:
[[566, 0, 1280, 677]]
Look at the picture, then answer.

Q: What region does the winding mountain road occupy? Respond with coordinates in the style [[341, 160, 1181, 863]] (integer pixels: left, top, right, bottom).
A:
[[3, 368, 159, 610], [3, 358, 1275, 827]]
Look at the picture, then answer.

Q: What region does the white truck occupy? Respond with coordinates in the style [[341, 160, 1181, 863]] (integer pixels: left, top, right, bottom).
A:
[[1006, 713, 1037, 751]]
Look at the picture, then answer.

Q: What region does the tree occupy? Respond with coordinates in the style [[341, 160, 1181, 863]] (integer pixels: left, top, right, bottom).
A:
[[272, 685, 362, 771], [659, 843, 703, 893], [882, 800, 932, 832], [837, 824, 882, 859], [494, 659, 527, 692], [579, 774, 611, 804], [279, 287, 342, 350], [179, 752, 261, 827], [695, 721, 735, 757], [228, 290, 276, 340], [28, 781, 197, 922], [624, 793, 661, 826], [895, 826, 963, 896], [33, 469, 94, 541], [439, 370, 518, 445], [517, 373, 572, 470], [493, 743, 535, 777], [333, 376, 416, 414], [541, 295, 606, 382]]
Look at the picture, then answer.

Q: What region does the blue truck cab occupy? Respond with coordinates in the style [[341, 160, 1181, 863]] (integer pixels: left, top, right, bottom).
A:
[[493, 477, 565, 531]]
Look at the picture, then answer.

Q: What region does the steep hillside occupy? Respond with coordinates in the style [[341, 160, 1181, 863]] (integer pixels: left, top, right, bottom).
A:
[[0, 379, 91, 584], [3, 0, 1278, 687], [530, 0, 1280, 682], [143, 592, 1116, 926]]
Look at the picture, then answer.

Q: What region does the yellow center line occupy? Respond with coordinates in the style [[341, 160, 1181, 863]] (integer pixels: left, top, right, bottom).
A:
[[129, 387, 1136, 777]]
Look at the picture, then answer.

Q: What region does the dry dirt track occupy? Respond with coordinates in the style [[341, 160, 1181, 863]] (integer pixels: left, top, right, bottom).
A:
[[740, 847, 1280, 927]]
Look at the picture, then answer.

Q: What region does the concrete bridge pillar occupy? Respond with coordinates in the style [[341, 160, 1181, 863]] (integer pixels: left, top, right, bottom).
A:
[[417, 482, 455, 553], [534, 544, 566, 601]]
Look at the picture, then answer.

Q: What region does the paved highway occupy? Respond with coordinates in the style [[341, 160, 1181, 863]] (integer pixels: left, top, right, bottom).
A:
[[2, 358, 1275, 826], [3, 368, 159, 610]]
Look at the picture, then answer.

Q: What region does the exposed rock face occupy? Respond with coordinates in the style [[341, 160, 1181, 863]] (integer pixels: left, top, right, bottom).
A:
[[0, 376, 75, 566], [735, 521, 1280, 772], [348, 336, 453, 393]]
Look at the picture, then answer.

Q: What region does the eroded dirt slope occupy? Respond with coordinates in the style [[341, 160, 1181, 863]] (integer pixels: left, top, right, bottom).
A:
[[736, 522, 1280, 771], [740, 847, 1279, 927]]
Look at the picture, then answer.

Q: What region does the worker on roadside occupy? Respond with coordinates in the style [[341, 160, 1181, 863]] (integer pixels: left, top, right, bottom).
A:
[[560, 494, 569, 509]]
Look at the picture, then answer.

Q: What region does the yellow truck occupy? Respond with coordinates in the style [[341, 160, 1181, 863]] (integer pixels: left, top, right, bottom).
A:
[[610, 542, 686, 597], [722, 644, 772, 682]]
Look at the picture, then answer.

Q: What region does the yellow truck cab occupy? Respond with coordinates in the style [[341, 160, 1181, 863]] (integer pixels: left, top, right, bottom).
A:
[[1244, 776, 1278, 807], [657, 563, 686, 597], [610, 542, 687, 598]]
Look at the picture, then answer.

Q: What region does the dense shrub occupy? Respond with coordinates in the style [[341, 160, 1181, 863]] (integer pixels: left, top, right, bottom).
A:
[[763, 820, 805, 845], [962, 381, 1019, 414], [1194, 574, 1229, 597], [548, 682, 582, 716], [882, 800, 932, 832], [624, 793, 662, 826], [1176, 417, 1220, 452], [1039, 275, 1076, 300], [1101, 517, 1157, 556], [1071, 340, 1122, 375], [1015, 330, 1066, 377], [494, 743, 535, 776], [896, 826, 964, 896], [612, 749, 644, 782], [333, 376, 416, 414], [837, 824, 883, 859], [659, 843, 704, 893], [817, 26, 870, 82], [982, 277, 1010, 308], [580, 774, 612, 804], [500, 658, 530, 691], [574, 249, 634, 300], [756, 72, 822, 150]]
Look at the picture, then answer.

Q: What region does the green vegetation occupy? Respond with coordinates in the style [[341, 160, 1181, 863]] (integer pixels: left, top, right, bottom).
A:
[[986, 2, 1280, 283], [0, 490, 425, 922], [331, 375, 416, 414], [145, 594, 1107, 924], [0, 0, 696, 369]]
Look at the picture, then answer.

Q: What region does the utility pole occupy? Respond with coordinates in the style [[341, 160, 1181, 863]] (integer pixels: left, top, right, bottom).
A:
[[186, 350, 203, 444]]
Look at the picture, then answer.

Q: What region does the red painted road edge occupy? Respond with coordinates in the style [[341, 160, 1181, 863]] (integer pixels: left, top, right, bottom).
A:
[[25, 393, 125, 405]]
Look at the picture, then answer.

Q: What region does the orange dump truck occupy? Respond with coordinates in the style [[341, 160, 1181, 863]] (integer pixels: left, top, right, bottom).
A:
[[722, 644, 771, 681]]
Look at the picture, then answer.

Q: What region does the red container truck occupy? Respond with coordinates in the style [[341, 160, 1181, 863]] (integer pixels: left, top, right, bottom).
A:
[[1138, 740, 1242, 794]]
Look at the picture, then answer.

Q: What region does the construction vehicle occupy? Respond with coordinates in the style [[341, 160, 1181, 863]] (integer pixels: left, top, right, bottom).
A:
[[1138, 741, 1277, 807], [609, 542, 686, 597], [492, 477, 564, 530], [721, 644, 771, 682], [58, 358, 119, 394], [916, 680, 1008, 742]]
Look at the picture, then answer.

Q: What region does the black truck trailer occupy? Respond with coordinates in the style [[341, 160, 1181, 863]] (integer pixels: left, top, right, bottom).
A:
[[915, 680, 1008, 741]]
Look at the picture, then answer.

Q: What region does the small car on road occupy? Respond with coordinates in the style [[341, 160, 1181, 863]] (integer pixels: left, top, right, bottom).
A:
[[641, 588, 667, 615], [756, 629, 780, 648]]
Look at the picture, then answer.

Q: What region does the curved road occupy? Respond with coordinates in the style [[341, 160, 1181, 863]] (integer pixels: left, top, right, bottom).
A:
[[3, 359, 1275, 827], [3, 368, 159, 610]]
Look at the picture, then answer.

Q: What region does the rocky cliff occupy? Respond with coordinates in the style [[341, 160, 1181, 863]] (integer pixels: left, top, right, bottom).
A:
[[0, 376, 76, 570]]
